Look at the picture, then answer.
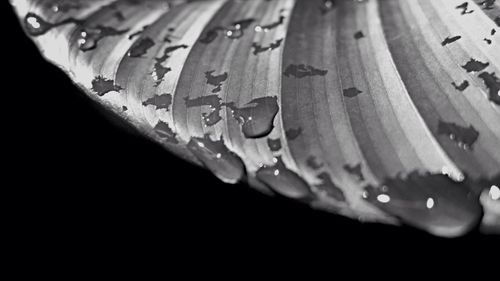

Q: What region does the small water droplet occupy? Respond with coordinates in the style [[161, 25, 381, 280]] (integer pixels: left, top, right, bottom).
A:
[[426, 198, 435, 209], [78, 25, 129, 52], [377, 194, 391, 203], [490, 185, 500, 200], [24, 12, 82, 37]]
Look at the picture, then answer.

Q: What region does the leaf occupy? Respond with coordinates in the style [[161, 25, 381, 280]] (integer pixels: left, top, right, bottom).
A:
[[12, 0, 500, 237]]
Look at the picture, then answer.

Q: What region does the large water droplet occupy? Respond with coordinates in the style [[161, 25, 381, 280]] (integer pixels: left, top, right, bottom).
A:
[[187, 134, 245, 184], [256, 157, 313, 200], [363, 171, 482, 237], [226, 96, 279, 138]]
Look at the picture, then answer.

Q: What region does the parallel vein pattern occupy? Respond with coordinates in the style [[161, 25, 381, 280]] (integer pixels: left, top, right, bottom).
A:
[[13, 0, 500, 236]]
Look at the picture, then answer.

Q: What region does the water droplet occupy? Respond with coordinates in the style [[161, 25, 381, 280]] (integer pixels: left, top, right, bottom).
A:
[[24, 12, 82, 37], [256, 157, 312, 199], [226, 96, 279, 138], [490, 185, 500, 200], [426, 198, 435, 209], [377, 194, 391, 203], [187, 134, 245, 184], [363, 171, 482, 237]]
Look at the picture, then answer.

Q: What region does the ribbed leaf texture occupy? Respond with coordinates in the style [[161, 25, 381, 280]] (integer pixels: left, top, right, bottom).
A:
[[12, 0, 500, 237]]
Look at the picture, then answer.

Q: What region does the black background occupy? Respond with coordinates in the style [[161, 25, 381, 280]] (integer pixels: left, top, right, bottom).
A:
[[5, 3, 498, 263]]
